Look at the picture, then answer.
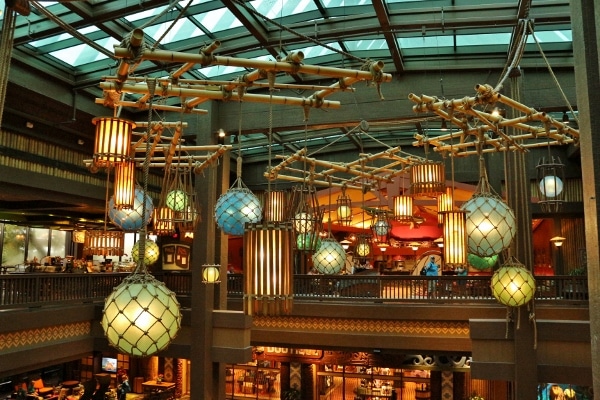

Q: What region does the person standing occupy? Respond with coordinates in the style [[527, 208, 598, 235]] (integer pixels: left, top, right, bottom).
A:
[[118, 375, 131, 400], [423, 256, 439, 298]]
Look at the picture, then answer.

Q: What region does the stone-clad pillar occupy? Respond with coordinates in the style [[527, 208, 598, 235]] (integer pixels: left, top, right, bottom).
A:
[[571, 0, 600, 396]]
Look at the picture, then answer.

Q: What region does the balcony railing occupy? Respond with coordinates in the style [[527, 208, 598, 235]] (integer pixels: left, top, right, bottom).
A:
[[0, 271, 588, 309]]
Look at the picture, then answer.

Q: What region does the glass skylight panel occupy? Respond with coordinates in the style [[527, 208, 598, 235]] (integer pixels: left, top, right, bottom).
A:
[[249, 0, 317, 19], [49, 41, 112, 67], [125, 4, 171, 23], [301, 43, 342, 60], [322, 0, 373, 6], [529, 30, 572, 43], [344, 39, 387, 52], [144, 18, 200, 44], [398, 35, 455, 49], [196, 7, 242, 32]]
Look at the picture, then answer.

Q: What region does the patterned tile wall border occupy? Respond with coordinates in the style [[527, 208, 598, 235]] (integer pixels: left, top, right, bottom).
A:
[[253, 317, 469, 336], [0, 322, 91, 352]]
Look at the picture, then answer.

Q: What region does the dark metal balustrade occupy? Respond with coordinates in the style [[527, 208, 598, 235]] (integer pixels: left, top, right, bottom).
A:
[[0, 271, 589, 309]]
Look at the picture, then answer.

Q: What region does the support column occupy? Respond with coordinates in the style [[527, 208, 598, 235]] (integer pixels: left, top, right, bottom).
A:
[[504, 75, 536, 400], [190, 102, 229, 400], [571, 0, 600, 396]]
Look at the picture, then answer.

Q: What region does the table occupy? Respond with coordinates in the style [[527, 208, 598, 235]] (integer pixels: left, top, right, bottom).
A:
[[141, 381, 175, 394]]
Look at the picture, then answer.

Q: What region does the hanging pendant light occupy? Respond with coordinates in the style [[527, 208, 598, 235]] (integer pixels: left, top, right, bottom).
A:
[[393, 194, 413, 222], [131, 238, 160, 265], [152, 207, 175, 236], [92, 117, 135, 168], [355, 234, 372, 259], [491, 256, 536, 307], [244, 222, 294, 315], [289, 185, 323, 252], [336, 186, 353, 226], [108, 186, 154, 232], [83, 230, 124, 257], [371, 209, 392, 243], [312, 238, 346, 274], [263, 190, 288, 222], [461, 157, 516, 257], [215, 179, 262, 236], [536, 155, 565, 213], [437, 187, 454, 226], [202, 264, 221, 284], [442, 210, 467, 268], [410, 160, 445, 197], [159, 158, 202, 233], [113, 160, 136, 210]]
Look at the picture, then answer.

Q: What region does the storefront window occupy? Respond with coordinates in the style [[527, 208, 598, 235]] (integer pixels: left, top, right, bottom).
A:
[[28, 227, 49, 262], [1, 224, 27, 265], [51, 230, 67, 258]]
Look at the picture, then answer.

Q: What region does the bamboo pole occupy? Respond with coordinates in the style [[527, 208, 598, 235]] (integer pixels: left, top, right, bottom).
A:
[[113, 46, 392, 83], [95, 99, 209, 115], [99, 82, 341, 109]]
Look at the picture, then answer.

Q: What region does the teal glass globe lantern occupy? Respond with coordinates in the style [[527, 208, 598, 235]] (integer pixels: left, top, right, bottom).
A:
[[109, 187, 153, 231], [215, 187, 262, 236]]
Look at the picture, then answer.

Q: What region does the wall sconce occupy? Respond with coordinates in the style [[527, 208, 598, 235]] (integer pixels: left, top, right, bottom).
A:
[[340, 239, 352, 251], [410, 242, 420, 252], [550, 236, 566, 247], [491, 257, 536, 307], [202, 264, 221, 284], [377, 242, 390, 252], [92, 117, 135, 168], [434, 237, 444, 248]]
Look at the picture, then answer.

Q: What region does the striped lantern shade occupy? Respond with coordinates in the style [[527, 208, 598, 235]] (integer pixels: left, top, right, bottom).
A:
[[92, 117, 135, 167], [263, 190, 288, 222], [202, 264, 221, 284], [437, 187, 454, 226], [83, 230, 124, 257], [114, 161, 136, 210], [442, 210, 467, 268], [153, 207, 175, 236], [410, 160, 445, 197], [244, 222, 294, 316], [393, 195, 413, 222]]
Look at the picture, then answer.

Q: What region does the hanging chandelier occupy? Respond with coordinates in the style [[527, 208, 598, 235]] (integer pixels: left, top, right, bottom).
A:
[[289, 185, 323, 252]]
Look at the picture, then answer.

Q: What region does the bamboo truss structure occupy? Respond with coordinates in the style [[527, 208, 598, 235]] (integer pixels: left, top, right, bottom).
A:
[[93, 28, 393, 176], [408, 84, 579, 157]]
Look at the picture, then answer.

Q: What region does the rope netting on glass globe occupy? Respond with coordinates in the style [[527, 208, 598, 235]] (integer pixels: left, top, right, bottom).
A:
[[461, 142, 517, 257], [101, 78, 181, 357], [214, 101, 262, 236]]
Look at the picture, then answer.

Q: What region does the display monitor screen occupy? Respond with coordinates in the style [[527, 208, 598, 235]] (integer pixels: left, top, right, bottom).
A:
[[101, 357, 117, 373]]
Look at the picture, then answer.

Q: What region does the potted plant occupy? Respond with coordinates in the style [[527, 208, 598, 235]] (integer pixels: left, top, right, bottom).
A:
[[282, 384, 301, 400]]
